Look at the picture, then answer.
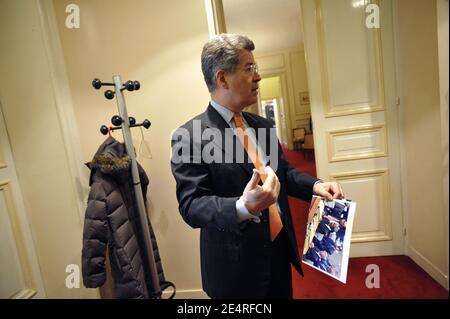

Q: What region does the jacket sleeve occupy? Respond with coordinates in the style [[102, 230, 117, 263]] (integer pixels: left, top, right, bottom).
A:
[[170, 128, 241, 234], [278, 142, 319, 202], [82, 180, 109, 288]]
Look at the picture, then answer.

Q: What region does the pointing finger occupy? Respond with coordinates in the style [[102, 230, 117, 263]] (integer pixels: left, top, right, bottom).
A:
[[245, 169, 261, 191]]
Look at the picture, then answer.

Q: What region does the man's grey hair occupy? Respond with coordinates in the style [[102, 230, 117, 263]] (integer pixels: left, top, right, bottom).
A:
[[201, 33, 255, 92]]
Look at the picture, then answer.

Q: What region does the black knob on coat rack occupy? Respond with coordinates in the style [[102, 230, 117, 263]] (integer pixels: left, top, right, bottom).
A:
[[142, 119, 151, 129], [105, 90, 115, 100], [133, 81, 140, 90], [125, 80, 135, 91], [100, 125, 109, 135], [111, 115, 123, 126], [92, 78, 102, 89], [129, 117, 136, 125]]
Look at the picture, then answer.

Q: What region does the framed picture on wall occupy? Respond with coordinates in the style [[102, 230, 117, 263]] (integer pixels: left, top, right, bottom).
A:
[[300, 91, 310, 105]]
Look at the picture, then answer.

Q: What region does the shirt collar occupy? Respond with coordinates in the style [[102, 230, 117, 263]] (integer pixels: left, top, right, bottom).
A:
[[210, 100, 236, 125]]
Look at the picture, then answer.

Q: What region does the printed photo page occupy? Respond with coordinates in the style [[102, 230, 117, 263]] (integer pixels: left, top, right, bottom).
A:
[[302, 195, 356, 283]]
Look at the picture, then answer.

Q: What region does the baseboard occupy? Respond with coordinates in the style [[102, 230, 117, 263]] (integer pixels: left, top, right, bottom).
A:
[[408, 246, 449, 290], [162, 288, 209, 299]]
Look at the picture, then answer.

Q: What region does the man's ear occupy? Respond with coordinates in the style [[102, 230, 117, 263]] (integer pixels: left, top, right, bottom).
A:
[[215, 70, 228, 89]]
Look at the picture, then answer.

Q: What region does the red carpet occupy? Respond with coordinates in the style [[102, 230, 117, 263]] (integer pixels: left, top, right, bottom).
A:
[[282, 145, 448, 299]]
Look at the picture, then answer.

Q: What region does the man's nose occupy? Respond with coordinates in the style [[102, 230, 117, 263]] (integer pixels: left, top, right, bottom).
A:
[[253, 72, 261, 82]]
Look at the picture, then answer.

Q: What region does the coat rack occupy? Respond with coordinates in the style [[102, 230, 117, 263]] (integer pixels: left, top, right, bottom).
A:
[[92, 76, 161, 298]]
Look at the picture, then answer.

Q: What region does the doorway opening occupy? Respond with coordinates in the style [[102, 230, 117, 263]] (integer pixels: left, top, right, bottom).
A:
[[219, 0, 316, 166], [259, 75, 285, 146]]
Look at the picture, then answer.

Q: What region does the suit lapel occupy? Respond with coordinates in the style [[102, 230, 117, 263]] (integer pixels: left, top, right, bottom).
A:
[[203, 105, 254, 177]]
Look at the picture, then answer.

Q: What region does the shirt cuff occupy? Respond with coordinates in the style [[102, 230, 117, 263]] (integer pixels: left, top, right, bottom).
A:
[[236, 197, 261, 223], [313, 180, 323, 196]]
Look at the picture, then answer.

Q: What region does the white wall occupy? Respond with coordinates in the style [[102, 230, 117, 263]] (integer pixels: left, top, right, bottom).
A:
[[397, 0, 448, 289]]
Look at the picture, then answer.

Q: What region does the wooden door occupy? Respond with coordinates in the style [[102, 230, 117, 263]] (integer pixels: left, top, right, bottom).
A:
[[301, 0, 405, 256]]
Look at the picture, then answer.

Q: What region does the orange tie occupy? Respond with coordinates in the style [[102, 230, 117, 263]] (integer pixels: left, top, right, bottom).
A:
[[233, 112, 283, 241]]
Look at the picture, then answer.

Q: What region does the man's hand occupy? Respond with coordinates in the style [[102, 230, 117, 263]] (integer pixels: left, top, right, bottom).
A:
[[313, 181, 345, 201], [242, 166, 280, 215]]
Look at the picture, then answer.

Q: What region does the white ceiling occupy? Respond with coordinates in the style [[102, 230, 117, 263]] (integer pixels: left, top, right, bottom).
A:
[[222, 0, 304, 54]]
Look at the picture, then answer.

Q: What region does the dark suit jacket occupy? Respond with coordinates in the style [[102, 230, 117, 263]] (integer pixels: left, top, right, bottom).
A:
[[305, 247, 331, 272], [317, 219, 332, 237], [171, 104, 319, 298]]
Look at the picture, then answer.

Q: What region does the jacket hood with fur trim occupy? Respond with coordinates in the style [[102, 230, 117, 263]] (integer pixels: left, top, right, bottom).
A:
[[86, 136, 142, 185]]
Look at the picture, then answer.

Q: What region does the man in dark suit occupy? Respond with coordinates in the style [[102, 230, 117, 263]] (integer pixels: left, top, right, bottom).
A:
[[171, 34, 345, 299], [316, 219, 337, 237], [304, 245, 332, 273], [325, 201, 347, 220]]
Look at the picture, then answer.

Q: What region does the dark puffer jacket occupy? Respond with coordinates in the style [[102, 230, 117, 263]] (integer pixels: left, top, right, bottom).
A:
[[82, 136, 171, 298]]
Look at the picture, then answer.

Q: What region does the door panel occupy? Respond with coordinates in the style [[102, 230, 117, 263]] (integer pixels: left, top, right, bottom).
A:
[[318, 0, 385, 116], [0, 185, 26, 298], [301, 0, 404, 256], [0, 105, 44, 298], [330, 169, 392, 243]]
